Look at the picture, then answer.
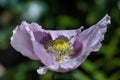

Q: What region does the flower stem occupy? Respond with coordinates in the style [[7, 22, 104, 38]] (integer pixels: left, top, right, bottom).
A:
[[50, 72, 56, 80]]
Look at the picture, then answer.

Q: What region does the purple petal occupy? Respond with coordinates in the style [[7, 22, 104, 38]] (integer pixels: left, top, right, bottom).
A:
[[11, 21, 56, 66], [30, 22, 43, 31], [31, 40, 56, 66], [37, 66, 48, 74], [26, 22, 53, 46], [23, 22, 56, 66], [37, 54, 87, 74], [74, 14, 110, 55], [10, 22, 39, 60], [33, 31, 52, 48], [47, 26, 84, 40]]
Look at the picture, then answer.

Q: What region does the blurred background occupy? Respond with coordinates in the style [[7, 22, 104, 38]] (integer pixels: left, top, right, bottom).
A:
[[0, 0, 120, 80]]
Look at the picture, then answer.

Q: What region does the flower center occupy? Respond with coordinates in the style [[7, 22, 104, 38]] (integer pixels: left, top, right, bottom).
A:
[[48, 39, 74, 63], [53, 40, 69, 54]]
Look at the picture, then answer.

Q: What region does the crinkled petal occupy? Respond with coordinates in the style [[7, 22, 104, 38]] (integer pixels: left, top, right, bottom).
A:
[[25, 22, 52, 46], [37, 54, 87, 74], [74, 14, 111, 56], [47, 26, 84, 40], [23, 22, 56, 66], [11, 21, 56, 65], [29, 22, 43, 31], [31, 40, 56, 66], [10, 22, 39, 60]]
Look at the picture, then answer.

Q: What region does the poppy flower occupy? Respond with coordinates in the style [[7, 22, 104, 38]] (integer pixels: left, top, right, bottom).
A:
[[10, 14, 111, 74]]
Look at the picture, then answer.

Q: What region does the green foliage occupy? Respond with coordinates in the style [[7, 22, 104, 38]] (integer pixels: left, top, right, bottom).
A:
[[0, 0, 120, 80], [1, 61, 40, 80]]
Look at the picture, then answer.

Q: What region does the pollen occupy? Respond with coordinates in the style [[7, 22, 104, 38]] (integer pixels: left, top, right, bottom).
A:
[[47, 39, 74, 63], [52, 40, 69, 54]]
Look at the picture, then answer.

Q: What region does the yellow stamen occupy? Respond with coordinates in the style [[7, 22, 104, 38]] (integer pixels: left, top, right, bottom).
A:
[[48, 39, 74, 63], [53, 40, 69, 54]]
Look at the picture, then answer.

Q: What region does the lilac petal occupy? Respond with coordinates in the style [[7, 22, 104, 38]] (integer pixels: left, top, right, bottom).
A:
[[74, 14, 111, 55], [47, 26, 84, 40], [37, 67, 48, 74], [37, 54, 87, 74], [26, 22, 52, 46], [30, 22, 43, 31], [33, 31, 52, 47], [24, 22, 56, 66], [37, 50, 87, 74], [10, 22, 39, 60], [31, 40, 56, 66], [11, 21, 56, 66]]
